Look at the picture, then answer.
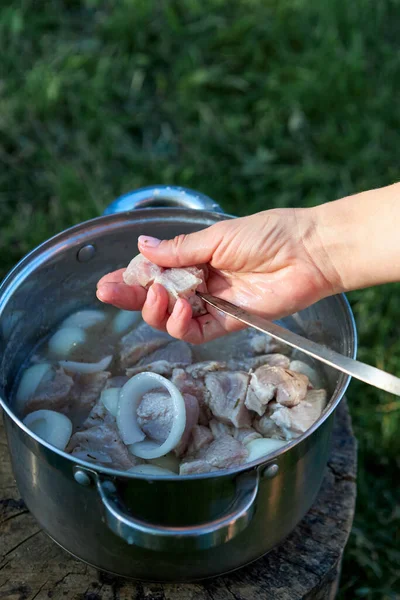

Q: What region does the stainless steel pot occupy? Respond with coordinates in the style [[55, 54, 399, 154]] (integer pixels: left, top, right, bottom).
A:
[[0, 185, 357, 581]]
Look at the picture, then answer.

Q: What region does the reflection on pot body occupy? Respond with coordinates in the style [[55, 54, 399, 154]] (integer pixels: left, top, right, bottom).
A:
[[0, 186, 356, 581]]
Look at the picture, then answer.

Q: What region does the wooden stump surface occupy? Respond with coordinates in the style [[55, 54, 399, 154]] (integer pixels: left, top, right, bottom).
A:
[[0, 400, 357, 600]]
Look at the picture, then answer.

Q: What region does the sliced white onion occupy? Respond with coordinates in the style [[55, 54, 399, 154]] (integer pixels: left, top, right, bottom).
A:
[[59, 355, 112, 374], [117, 372, 186, 458], [61, 309, 106, 329], [16, 363, 52, 408], [23, 409, 72, 451], [48, 327, 86, 358], [149, 453, 180, 474], [245, 437, 287, 463], [72, 450, 113, 464], [127, 464, 175, 475], [101, 387, 120, 416], [112, 310, 141, 334]]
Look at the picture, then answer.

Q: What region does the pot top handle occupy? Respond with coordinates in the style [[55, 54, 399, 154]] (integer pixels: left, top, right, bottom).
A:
[[93, 470, 259, 552], [103, 185, 224, 216]]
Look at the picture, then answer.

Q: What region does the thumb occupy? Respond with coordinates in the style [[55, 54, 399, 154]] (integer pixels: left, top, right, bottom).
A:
[[137, 224, 222, 268]]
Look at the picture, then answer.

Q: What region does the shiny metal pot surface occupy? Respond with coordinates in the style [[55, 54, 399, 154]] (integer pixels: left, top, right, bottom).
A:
[[0, 186, 357, 581]]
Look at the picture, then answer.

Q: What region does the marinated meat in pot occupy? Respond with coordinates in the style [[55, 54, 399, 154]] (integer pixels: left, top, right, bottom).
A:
[[119, 322, 171, 368], [68, 423, 139, 470], [186, 361, 227, 378], [180, 435, 248, 475], [205, 371, 251, 428], [126, 340, 192, 377], [245, 365, 308, 416], [69, 371, 111, 413], [174, 393, 200, 457], [22, 368, 109, 427], [136, 388, 199, 456], [137, 389, 173, 443], [126, 360, 184, 378], [123, 254, 208, 316], [209, 419, 233, 438], [172, 367, 211, 426], [186, 425, 214, 455], [248, 332, 290, 355], [270, 389, 327, 438], [17, 302, 329, 476], [22, 367, 73, 416], [244, 353, 290, 370], [233, 427, 262, 445]]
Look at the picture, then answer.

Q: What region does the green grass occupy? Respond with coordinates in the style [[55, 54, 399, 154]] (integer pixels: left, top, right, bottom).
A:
[[1, 0, 400, 596]]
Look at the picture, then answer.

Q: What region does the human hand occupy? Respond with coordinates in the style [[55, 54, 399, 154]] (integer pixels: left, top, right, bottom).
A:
[[96, 207, 343, 344]]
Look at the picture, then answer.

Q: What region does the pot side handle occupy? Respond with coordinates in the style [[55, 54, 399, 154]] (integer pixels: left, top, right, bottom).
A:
[[95, 470, 259, 552], [103, 185, 224, 215]]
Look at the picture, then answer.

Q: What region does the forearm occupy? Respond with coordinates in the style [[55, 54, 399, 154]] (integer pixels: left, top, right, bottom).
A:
[[311, 182, 400, 293]]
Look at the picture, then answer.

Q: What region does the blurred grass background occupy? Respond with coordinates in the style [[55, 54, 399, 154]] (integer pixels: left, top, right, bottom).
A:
[[0, 0, 399, 597]]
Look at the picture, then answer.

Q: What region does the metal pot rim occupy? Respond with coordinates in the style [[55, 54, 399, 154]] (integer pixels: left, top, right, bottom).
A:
[[0, 208, 357, 481]]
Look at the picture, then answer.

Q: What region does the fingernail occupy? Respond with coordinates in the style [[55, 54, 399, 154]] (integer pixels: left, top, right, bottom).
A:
[[139, 235, 161, 248], [146, 286, 157, 306], [96, 286, 108, 303], [172, 298, 186, 318]]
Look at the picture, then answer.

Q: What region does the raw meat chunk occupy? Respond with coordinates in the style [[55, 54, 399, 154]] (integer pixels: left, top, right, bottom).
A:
[[156, 267, 205, 313], [81, 397, 114, 429], [245, 366, 308, 416], [209, 417, 260, 446], [204, 371, 251, 428], [245, 353, 290, 371], [248, 332, 289, 355], [123, 254, 163, 287], [136, 389, 199, 456], [270, 389, 327, 437], [186, 361, 227, 378], [203, 435, 248, 468], [137, 390, 173, 443], [209, 419, 233, 438], [69, 371, 111, 412], [180, 435, 248, 474], [22, 367, 73, 416], [253, 403, 285, 439], [123, 254, 208, 316], [179, 459, 218, 475], [23, 368, 109, 428], [125, 340, 192, 377], [119, 322, 171, 368], [126, 360, 183, 378], [172, 368, 211, 425], [187, 425, 214, 455], [137, 341, 192, 366], [233, 427, 262, 445], [68, 423, 138, 470], [174, 393, 200, 457]]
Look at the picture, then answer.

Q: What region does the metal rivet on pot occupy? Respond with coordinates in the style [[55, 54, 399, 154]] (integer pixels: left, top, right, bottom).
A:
[[74, 470, 92, 486], [77, 244, 96, 263], [262, 464, 279, 479]]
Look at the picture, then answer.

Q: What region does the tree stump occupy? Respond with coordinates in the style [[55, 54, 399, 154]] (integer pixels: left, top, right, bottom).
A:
[[0, 400, 357, 600]]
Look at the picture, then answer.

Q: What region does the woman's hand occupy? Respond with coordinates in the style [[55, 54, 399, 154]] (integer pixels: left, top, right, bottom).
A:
[[96, 206, 342, 343]]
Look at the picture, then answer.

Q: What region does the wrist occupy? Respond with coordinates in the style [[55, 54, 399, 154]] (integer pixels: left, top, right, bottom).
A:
[[311, 182, 400, 293]]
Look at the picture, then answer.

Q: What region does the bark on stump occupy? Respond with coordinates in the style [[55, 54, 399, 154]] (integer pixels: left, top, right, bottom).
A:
[[0, 399, 357, 600]]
